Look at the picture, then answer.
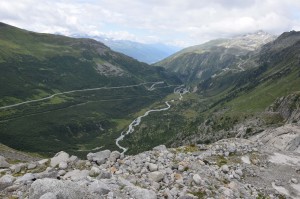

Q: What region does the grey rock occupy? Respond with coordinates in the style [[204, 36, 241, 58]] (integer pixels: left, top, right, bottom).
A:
[[170, 187, 178, 196], [148, 171, 164, 182], [127, 186, 157, 199], [10, 164, 22, 173], [0, 156, 10, 168], [109, 151, 121, 162], [85, 161, 92, 167], [50, 151, 70, 167], [228, 144, 236, 153], [28, 163, 37, 170], [35, 170, 58, 179], [178, 195, 198, 199], [63, 169, 89, 181], [153, 145, 168, 152], [221, 165, 229, 173], [235, 169, 243, 176], [148, 163, 158, 172], [40, 192, 57, 199], [192, 174, 202, 185], [69, 155, 78, 163], [38, 159, 49, 165], [88, 180, 110, 195], [29, 178, 94, 199], [58, 170, 66, 176], [178, 165, 185, 172], [97, 170, 112, 179], [171, 164, 179, 170], [151, 181, 160, 190], [291, 178, 298, 184], [219, 186, 234, 197], [15, 173, 35, 184], [58, 162, 68, 170], [89, 166, 100, 177], [87, 150, 111, 165], [0, 174, 15, 191], [274, 179, 283, 186]]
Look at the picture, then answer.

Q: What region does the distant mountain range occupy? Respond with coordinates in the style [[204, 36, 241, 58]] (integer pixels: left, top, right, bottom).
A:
[[71, 34, 181, 64]]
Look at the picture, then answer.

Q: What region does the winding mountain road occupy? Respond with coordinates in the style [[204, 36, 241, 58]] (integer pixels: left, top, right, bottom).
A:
[[0, 82, 164, 110]]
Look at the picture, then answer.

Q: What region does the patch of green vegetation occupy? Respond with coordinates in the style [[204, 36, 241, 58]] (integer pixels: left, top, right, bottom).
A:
[[227, 69, 300, 113], [278, 195, 286, 199], [31, 164, 48, 174], [189, 191, 206, 199], [176, 144, 199, 153], [8, 196, 19, 199], [217, 156, 228, 167], [6, 159, 23, 164], [256, 193, 270, 199], [262, 112, 284, 125]]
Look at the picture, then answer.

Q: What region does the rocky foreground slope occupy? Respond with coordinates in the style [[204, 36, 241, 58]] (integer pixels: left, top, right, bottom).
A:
[[0, 125, 299, 199]]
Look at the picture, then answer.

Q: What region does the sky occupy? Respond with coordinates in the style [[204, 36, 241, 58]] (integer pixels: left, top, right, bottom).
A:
[[1, 0, 300, 47]]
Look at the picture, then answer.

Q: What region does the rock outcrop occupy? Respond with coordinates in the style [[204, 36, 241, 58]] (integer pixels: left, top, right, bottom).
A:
[[0, 156, 10, 168], [0, 133, 299, 198], [267, 92, 300, 124]]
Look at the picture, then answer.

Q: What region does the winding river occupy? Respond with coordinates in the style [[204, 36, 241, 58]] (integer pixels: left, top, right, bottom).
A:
[[116, 84, 189, 154]]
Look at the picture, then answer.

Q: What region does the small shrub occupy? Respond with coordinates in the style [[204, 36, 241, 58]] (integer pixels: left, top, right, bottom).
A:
[[189, 191, 206, 199], [217, 156, 228, 167]]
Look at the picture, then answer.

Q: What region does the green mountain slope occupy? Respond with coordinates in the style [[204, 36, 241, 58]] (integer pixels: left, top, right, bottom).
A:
[[120, 31, 300, 154], [0, 22, 180, 157], [155, 31, 275, 83]]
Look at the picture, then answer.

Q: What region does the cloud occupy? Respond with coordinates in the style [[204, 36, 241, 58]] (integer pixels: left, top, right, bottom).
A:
[[0, 0, 300, 47]]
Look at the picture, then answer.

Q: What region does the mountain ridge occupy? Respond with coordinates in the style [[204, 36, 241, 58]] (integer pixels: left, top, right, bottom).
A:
[[154, 31, 276, 83]]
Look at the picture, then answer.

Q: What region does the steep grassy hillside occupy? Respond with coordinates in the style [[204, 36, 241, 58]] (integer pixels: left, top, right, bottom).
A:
[[0, 22, 180, 157]]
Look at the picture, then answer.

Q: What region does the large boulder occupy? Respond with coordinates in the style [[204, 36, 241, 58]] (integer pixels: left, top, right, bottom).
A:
[[40, 192, 57, 199], [29, 178, 94, 199], [63, 170, 89, 181], [15, 173, 35, 184], [50, 151, 70, 167], [192, 174, 202, 185], [126, 186, 157, 199], [87, 150, 111, 165], [0, 156, 10, 168], [153, 145, 168, 152], [148, 163, 158, 172], [88, 180, 110, 195], [109, 151, 121, 162], [10, 164, 22, 173], [148, 171, 164, 182], [0, 175, 15, 191]]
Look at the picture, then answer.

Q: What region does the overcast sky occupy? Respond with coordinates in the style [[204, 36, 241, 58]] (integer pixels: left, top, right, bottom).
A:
[[1, 0, 300, 47]]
